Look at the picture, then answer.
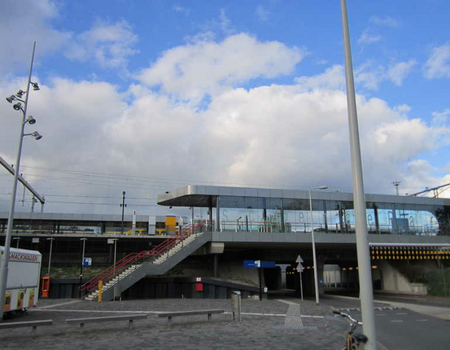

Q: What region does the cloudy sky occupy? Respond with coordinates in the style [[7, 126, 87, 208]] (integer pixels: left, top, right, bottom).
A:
[[1, 0, 450, 216]]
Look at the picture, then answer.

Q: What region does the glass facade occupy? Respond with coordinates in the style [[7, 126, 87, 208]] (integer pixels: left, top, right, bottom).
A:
[[214, 195, 450, 236]]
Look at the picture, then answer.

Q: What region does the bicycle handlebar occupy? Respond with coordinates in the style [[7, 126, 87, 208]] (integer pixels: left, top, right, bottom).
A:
[[333, 311, 361, 325]]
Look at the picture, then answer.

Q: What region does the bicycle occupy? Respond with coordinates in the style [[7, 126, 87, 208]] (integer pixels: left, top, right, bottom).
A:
[[333, 311, 368, 350]]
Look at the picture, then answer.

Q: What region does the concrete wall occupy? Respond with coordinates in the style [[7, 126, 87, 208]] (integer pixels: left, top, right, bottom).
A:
[[378, 260, 428, 295]]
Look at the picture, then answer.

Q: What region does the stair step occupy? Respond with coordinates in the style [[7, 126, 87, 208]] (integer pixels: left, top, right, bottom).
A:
[[84, 232, 206, 301]]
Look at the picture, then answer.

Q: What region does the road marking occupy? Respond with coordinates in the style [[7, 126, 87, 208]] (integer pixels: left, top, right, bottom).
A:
[[391, 320, 403, 323], [285, 304, 304, 328], [32, 309, 159, 314], [395, 312, 407, 315], [240, 312, 285, 317], [32, 308, 324, 319], [335, 307, 402, 312], [375, 314, 386, 316], [416, 319, 428, 322], [276, 299, 299, 306], [38, 300, 82, 309]]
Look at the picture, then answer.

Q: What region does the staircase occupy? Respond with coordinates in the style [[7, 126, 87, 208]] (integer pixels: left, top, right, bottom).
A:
[[79, 223, 212, 301]]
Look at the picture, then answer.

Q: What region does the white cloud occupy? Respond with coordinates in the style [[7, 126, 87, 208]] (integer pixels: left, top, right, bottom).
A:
[[393, 104, 411, 114], [358, 30, 381, 45], [353, 60, 416, 90], [295, 65, 345, 90], [3, 64, 450, 213], [355, 62, 385, 90], [218, 9, 234, 36], [432, 109, 450, 125], [138, 33, 306, 100], [173, 5, 190, 15], [424, 43, 450, 79], [255, 5, 270, 22], [387, 60, 417, 86], [0, 0, 70, 77], [65, 20, 139, 70], [369, 16, 400, 28]]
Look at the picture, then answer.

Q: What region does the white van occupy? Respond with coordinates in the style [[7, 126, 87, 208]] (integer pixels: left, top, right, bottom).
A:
[[0, 246, 42, 316]]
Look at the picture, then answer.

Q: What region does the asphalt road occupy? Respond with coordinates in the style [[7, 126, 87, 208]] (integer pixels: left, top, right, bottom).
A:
[[322, 294, 450, 350]]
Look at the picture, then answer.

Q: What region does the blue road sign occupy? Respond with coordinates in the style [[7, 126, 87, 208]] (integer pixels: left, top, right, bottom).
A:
[[83, 257, 92, 267], [243, 260, 259, 268], [261, 261, 276, 268], [243, 260, 275, 268]]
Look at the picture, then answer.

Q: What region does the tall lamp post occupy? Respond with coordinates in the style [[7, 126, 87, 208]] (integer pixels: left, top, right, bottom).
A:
[[120, 191, 127, 235], [309, 186, 327, 305], [79, 238, 87, 298], [47, 237, 55, 276], [341, 1, 377, 348], [111, 238, 118, 300], [0, 42, 43, 316]]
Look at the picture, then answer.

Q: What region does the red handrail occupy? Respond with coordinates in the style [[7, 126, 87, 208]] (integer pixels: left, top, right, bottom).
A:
[[78, 221, 206, 293]]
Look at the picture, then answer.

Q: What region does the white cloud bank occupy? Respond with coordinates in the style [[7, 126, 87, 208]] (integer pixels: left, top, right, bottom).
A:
[[65, 20, 139, 70], [295, 60, 416, 91], [138, 33, 307, 100], [424, 43, 450, 79], [2, 70, 449, 212]]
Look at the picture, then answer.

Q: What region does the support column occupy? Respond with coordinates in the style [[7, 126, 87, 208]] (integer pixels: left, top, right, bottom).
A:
[[277, 264, 290, 289], [374, 205, 380, 234], [213, 254, 219, 277], [208, 196, 213, 232], [215, 196, 220, 232]]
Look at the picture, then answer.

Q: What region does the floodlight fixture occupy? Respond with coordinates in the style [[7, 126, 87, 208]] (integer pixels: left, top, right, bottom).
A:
[[31, 82, 40, 91], [26, 116, 36, 125], [24, 131, 42, 140], [6, 95, 16, 103], [31, 131, 42, 140], [13, 102, 23, 111], [16, 90, 25, 98]]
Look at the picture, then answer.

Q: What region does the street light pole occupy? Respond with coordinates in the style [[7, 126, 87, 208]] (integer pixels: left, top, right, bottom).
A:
[[47, 238, 55, 276], [0, 42, 42, 316], [120, 191, 127, 235], [341, 1, 377, 348], [79, 238, 87, 298], [113, 239, 118, 277], [309, 186, 327, 305]]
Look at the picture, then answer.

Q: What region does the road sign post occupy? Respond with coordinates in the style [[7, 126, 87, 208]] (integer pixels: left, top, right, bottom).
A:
[[243, 260, 275, 301], [296, 255, 304, 301]]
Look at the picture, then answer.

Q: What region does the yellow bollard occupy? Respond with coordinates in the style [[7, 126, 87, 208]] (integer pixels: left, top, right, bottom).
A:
[[98, 280, 103, 302]]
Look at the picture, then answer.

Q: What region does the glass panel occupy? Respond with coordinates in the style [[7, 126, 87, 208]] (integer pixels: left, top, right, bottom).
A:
[[325, 200, 342, 233], [220, 196, 265, 231]]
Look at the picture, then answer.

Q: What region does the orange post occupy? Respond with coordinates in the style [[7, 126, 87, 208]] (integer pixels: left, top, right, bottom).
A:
[[41, 276, 50, 298], [98, 280, 103, 302]]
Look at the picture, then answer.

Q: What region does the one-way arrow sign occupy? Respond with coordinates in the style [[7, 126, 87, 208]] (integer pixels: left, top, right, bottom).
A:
[[296, 255, 304, 272]]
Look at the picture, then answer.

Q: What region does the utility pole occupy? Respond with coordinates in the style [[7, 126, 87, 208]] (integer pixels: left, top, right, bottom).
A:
[[393, 181, 401, 196], [120, 191, 127, 235]]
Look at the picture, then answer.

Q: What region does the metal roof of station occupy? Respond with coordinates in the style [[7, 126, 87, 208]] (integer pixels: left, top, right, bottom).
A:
[[156, 184, 450, 208]]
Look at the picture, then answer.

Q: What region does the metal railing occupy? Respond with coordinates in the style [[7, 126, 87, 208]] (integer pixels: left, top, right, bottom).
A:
[[78, 221, 205, 293]]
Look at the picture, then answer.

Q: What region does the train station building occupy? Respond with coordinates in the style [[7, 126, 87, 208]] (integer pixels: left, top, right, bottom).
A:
[[1, 184, 450, 300]]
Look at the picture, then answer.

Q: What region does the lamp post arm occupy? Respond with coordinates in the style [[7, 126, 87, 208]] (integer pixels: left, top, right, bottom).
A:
[[309, 188, 320, 305]]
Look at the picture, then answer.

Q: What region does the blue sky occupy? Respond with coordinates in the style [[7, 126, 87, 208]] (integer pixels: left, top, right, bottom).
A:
[[1, 0, 450, 215]]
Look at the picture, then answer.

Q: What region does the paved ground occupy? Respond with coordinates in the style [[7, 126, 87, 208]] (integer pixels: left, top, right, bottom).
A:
[[2, 294, 449, 349], [1, 297, 356, 350]]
